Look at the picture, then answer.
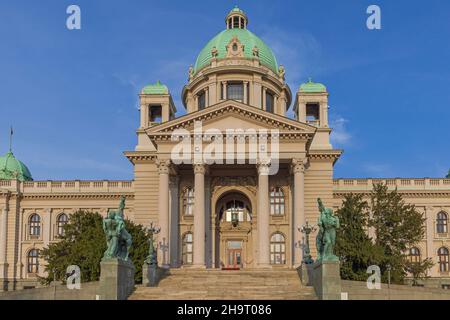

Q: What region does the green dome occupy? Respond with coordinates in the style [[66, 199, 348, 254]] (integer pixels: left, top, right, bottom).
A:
[[141, 81, 169, 95], [0, 151, 33, 181], [299, 78, 327, 93], [194, 28, 279, 74]]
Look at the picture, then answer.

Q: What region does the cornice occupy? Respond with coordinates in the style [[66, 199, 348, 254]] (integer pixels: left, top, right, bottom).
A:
[[308, 149, 343, 164], [21, 193, 135, 200], [123, 151, 158, 164]]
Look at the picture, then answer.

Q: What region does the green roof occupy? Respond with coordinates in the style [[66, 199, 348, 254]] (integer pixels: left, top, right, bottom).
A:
[[193, 28, 278, 74], [0, 151, 33, 181], [299, 78, 327, 93], [141, 81, 169, 95]]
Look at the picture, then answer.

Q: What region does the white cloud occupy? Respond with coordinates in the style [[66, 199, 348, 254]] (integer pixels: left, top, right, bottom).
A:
[[330, 115, 352, 146]]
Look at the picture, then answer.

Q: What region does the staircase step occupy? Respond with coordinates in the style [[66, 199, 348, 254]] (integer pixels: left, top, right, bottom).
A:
[[129, 269, 317, 300]]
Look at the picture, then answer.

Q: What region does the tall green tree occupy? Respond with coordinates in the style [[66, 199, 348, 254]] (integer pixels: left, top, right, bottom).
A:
[[335, 194, 384, 280], [39, 210, 150, 285], [446, 169, 450, 179], [404, 258, 434, 286], [370, 183, 427, 283]]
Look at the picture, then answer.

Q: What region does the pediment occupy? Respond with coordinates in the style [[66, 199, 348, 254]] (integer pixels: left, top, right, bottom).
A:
[[146, 100, 316, 136]]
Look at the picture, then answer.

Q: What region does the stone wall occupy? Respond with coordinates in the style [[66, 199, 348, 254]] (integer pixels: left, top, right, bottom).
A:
[[0, 282, 99, 300], [342, 280, 450, 300]]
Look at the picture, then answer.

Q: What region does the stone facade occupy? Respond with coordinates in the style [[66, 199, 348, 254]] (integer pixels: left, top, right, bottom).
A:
[[1, 7, 449, 291]]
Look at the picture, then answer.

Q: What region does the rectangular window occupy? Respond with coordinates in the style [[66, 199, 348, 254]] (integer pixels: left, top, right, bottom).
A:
[[306, 103, 320, 125], [227, 83, 244, 101], [198, 92, 206, 110], [265, 92, 274, 112], [149, 105, 162, 123]]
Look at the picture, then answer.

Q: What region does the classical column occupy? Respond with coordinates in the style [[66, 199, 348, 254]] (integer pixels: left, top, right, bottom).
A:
[[257, 161, 270, 267], [222, 81, 227, 100], [262, 87, 267, 111], [205, 87, 209, 108], [243, 81, 248, 104], [0, 207, 8, 278], [193, 163, 207, 267], [291, 159, 306, 267], [157, 159, 171, 268]]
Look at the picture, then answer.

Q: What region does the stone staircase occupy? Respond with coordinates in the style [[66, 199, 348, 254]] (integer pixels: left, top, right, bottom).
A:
[[129, 269, 317, 300]]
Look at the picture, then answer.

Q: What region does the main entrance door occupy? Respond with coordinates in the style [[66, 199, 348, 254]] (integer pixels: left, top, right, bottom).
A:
[[226, 241, 243, 269]]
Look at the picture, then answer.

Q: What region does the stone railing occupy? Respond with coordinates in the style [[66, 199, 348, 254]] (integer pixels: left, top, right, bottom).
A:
[[0, 180, 134, 194], [333, 178, 450, 191]]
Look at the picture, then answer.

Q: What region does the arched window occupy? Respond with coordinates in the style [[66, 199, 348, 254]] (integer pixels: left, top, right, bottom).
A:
[[182, 233, 193, 265], [183, 187, 195, 216], [270, 233, 286, 265], [27, 249, 39, 274], [29, 214, 41, 237], [265, 91, 274, 112], [198, 91, 206, 110], [437, 212, 448, 234], [408, 247, 421, 263], [438, 247, 450, 272], [270, 187, 285, 215], [57, 213, 68, 236]]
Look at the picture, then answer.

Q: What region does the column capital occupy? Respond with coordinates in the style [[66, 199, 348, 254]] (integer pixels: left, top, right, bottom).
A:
[[290, 158, 307, 174], [156, 159, 171, 174], [257, 159, 271, 175], [193, 163, 208, 175]]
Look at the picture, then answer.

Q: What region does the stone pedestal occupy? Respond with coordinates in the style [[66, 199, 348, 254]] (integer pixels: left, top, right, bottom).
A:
[[297, 263, 313, 286], [312, 260, 341, 300], [142, 264, 167, 287], [98, 259, 135, 300]]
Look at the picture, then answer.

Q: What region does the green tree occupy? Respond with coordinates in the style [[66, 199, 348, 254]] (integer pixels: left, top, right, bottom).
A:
[[446, 169, 450, 179], [39, 210, 149, 285], [370, 183, 427, 283], [335, 194, 384, 280], [404, 258, 434, 286]]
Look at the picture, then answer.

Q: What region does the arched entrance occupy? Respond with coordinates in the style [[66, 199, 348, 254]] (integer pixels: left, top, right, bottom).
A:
[[214, 191, 254, 269]]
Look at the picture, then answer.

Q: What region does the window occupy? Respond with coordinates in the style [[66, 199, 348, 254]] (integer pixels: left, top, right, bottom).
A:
[[227, 83, 243, 101], [57, 213, 68, 237], [222, 200, 251, 222], [149, 105, 162, 123], [270, 187, 285, 215], [408, 247, 421, 263], [265, 91, 274, 112], [27, 249, 39, 274], [183, 187, 195, 216], [437, 212, 448, 234], [182, 233, 193, 265], [29, 214, 41, 237], [306, 103, 320, 125], [270, 233, 286, 265], [198, 91, 206, 110], [438, 247, 449, 272]]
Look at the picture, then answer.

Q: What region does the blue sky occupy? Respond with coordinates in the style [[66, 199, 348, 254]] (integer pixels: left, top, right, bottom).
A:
[[0, 0, 449, 180]]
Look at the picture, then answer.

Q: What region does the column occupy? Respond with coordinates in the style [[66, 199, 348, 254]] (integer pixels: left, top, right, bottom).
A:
[[157, 159, 170, 268], [0, 207, 8, 282], [262, 87, 267, 111], [205, 87, 209, 108], [291, 159, 306, 267], [257, 161, 270, 267], [243, 81, 248, 104], [222, 81, 227, 100], [193, 163, 206, 267]]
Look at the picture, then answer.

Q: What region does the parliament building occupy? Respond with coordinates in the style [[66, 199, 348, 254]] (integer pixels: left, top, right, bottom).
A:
[[1, 7, 450, 290]]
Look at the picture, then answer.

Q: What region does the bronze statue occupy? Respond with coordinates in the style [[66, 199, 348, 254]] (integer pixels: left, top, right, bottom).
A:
[[102, 196, 132, 261], [315, 198, 339, 262], [145, 222, 160, 266]]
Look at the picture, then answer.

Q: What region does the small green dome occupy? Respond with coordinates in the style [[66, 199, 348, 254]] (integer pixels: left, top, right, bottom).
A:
[[141, 81, 169, 95], [0, 151, 33, 181], [228, 5, 246, 17], [194, 28, 278, 74], [299, 78, 327, 93]]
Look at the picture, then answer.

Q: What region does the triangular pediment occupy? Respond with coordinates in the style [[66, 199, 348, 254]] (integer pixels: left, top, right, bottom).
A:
[[146, 100, 316, 135]]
